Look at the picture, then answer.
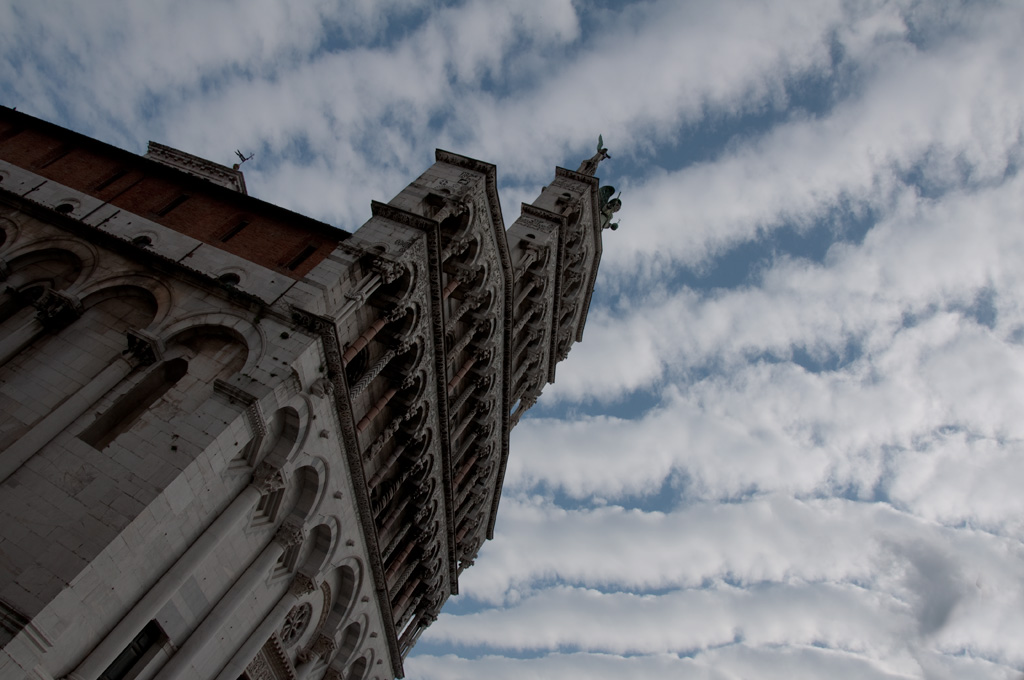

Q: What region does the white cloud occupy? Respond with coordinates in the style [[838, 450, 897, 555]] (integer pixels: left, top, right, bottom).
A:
[[5, 1, 1024, 678]]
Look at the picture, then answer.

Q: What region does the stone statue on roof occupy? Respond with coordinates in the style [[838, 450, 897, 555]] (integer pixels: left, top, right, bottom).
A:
[[577, 134, 611, 176], [598, 185, 622, 231]]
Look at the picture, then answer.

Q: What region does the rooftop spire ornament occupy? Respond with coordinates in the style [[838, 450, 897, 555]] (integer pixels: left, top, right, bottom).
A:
[[232, 149, 254, 170], [577, 134, 611, 176]]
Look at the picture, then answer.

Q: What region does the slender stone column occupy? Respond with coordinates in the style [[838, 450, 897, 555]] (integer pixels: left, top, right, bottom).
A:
[[386, 540, 417, 586], [448, 379, 477, 417], [454, 453, 479, 487], [152, 522, 306, 680], [0, 330, 157, 485], [355, 388, 397, 433], [65, 464, 285, 680], [351, 342, 410, 396], [368, 440, 412, 489], [441, 277, 461, 299], [450, 405, 480, 444], [211, 574, 317, 680], [444, 293, 481, 334], [378, 496, 412, 544], [446, 323, 479, 365], [513, 277, 537, 309], [446, 356, 477, 395], [454, 431, 478, 464], [513, 304, 539, 336]]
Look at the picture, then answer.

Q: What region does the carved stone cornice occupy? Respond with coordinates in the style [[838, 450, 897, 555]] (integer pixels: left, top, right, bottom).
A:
[[146, 141, 247, 193], [555, 165, 600, 188], [520, 202, 564, 225]]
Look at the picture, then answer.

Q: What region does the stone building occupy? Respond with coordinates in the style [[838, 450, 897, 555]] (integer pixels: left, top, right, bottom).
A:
[[0, 106, 608, 680]]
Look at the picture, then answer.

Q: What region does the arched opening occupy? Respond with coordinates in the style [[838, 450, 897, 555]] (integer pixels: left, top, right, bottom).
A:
[[286, 465, 322, 523], [346, 654, 368, 680], [336, 621, 361, 668], [297, 523, 333, 578], [259, 407, 301, 467]]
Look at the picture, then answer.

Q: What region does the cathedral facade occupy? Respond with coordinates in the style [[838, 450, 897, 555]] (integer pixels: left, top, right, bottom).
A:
[[0, 106, 607, 680]]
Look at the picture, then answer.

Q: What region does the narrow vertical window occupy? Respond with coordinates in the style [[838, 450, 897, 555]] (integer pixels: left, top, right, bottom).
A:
[[79, 358, 188, 450], [95, 169, 128, 191], [220, 219, 249, 242], [38, 144, 72, 168], [285, 245, 317, 271], [99, 620, 163, 680], [156, 194, 189, 217]]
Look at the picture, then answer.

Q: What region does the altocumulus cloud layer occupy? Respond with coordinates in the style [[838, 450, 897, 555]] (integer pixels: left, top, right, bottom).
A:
[[3, 0, 1023, 678]]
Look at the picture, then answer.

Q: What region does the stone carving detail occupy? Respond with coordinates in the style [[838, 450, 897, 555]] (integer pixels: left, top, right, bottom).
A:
[[125, 329, 163, 366], [32, 288, 82, 330], [252, 462, 286, 495], [371, 258, 405, 285], [279, 602, 313, 647], [309, 377, 333, 399], [289, 573, 317, 598], [274, 521, 306, 549], [306, 633, 337, 661], [244, 651, 273, 680]]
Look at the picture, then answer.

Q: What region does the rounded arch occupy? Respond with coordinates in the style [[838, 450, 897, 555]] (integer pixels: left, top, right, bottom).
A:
[[163, 323, 251, 388], [259, 406, 303, 468], [389, 303, 420, 340], [284, 464, 325, 524], [0, 217, 16, 251], [334, 617, 364, 669], [297, 522, 335, 580], [80, 284, 159, 324], [3, 246, 86, 295], [76, 273, 174, 328], [346, 651, 371, 680], [156, 310, 265, 374], [2, 237, 99, 288], [323, 562, 361, 635], [438, 206, 472, 242]]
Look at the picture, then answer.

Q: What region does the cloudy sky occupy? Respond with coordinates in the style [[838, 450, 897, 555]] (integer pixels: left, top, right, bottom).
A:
[[3, 0, 1024, 678]]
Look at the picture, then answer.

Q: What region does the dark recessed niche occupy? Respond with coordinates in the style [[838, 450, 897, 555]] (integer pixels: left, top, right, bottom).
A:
[[218, 272, 241, 286], [132, 235, 153, 247], [526, 233, 536, 239], [55, 203, 74, 214]]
